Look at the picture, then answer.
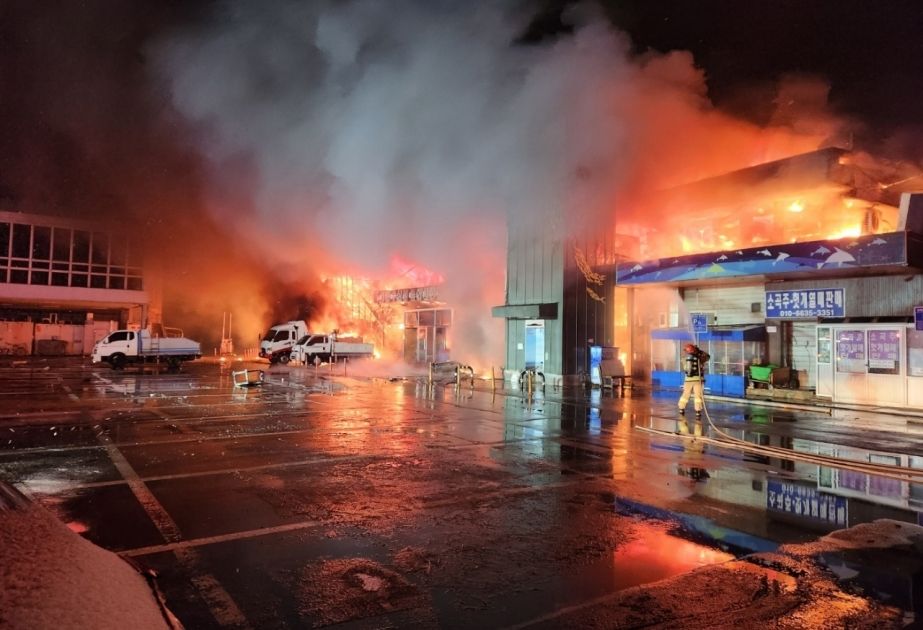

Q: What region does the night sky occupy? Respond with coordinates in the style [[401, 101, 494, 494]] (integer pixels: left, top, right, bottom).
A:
[[529, 0, 923, 154]]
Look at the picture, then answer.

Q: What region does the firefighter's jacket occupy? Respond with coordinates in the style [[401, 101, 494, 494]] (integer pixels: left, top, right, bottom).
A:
[[683, 349, 710, 382]]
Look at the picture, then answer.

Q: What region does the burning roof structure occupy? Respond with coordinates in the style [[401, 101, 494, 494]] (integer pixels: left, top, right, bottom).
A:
[[616, 148, 923, 286], [618, 148, 922, 260]]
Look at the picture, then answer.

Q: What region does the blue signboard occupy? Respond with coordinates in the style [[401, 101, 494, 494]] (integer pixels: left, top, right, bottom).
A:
[[767, 479, 847, 527], [691, 313, 709, 333], [915, 306, 923, 331], [765, 288, 845, 319]]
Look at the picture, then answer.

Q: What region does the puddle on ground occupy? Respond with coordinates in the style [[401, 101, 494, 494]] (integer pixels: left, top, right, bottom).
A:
[[606, 521, 736, 588]]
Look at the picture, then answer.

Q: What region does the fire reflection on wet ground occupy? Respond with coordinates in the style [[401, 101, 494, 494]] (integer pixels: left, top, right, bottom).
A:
[[0, 358, 920, 627]]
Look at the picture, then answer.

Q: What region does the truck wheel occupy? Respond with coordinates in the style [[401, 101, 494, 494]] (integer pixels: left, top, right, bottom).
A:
[[167, 358, 181, 372], [110, 353, 126, 370], [279, 354, 290, 365]]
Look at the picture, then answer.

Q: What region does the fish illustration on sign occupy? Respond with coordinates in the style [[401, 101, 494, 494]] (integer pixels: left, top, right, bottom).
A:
[[757, 249, 772, 256], [870, 238, 887, 245], [820, 248, 857, 267], [772, 253, 790, 266], [811, 246, 832, 256], [717, 254, 729, 261], [630, 264, 643, 272]]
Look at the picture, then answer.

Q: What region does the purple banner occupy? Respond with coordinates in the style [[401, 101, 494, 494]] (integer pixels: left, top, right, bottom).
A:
[[868, 330, 899, 362], [836, 330, 865, 360]]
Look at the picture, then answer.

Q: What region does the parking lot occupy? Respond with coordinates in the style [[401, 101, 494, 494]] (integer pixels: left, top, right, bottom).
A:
[[0, 357, 919, 628]]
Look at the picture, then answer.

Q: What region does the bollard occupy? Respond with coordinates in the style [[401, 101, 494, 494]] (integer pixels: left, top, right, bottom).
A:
[[428, 362, 434, 389], [526, 369, 533, 397]]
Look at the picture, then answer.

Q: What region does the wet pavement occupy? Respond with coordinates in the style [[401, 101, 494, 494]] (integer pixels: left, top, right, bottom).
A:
[[1, 357, 922, 628]]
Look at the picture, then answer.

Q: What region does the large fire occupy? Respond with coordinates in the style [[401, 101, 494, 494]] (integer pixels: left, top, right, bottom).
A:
[[308, 255, 448, 362], [621, 151, 908, 260]]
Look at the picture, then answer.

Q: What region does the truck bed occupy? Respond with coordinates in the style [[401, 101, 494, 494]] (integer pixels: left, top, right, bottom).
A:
[[139, 338, 201, 356]]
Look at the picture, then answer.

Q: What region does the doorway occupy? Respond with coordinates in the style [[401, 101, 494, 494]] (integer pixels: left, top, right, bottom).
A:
[[525, 320, 544, 370]]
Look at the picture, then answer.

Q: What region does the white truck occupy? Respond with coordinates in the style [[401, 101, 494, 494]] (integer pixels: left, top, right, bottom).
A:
[[259, 320, 309, 364], [290, 333, 374, 365], [91, 328, 201, 370]]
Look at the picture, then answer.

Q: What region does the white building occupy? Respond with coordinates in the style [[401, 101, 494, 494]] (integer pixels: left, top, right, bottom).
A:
[[0, 211, 161, 355]]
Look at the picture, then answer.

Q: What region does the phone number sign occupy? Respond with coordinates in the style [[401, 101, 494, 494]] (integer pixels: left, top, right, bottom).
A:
[[766, 288, 845, 318]]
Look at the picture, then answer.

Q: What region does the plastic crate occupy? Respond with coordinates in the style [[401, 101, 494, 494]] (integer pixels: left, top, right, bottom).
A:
[[749, 365, 776, 382]]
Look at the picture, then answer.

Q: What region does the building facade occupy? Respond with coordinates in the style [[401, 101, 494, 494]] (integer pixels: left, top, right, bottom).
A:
[[0, 211, 160, 355], [494, 149, 923, 408]]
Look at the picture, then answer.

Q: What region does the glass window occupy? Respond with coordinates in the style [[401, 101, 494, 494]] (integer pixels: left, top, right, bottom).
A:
[[91, 232, 108, 264], [404, 312, 418, 327], [32, 226, 51, 260], [867, 329, 900, 375], [52, 228, 71, 261], [108, 276, 125, 290], [436, 309, 452, 326], [0, 222, 9, 256], [90, 275, 106, 288], [126, 277, 143, 291], [51, 273, 68, 287], [835, 329, 866, 373], [817, 327, 832, 364], [108, 331, 129, 342], [651, 339, 682, 372], [11, 224, 30, 258], [73, 231, 90, 262], [909, 329, 923, 377], [71, 274, 88, 287], [419, 310, 435, 326], [30, 271, 49, 285]]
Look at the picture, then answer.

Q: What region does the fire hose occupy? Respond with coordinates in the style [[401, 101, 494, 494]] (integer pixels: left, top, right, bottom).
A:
[[636, 395, 923, 482]]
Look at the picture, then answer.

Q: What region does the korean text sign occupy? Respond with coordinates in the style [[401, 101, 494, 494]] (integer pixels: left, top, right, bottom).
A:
[[765, 289, 845, 318]]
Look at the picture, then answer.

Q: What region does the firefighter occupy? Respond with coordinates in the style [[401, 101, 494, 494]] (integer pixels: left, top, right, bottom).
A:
[[678, 343, 710, 418]]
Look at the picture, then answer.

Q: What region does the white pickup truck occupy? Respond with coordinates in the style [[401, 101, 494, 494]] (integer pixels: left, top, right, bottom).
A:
[[259, 320, 309, 364], [290, 333, 374, 365], [91, 328, 201, 370]]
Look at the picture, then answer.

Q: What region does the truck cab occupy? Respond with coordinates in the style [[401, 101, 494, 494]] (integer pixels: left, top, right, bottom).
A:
[[259, 321, 308, 364]]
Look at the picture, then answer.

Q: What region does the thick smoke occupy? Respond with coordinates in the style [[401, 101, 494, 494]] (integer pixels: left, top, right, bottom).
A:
[[0, 1, 325, 350], [151, 0, 849, 365], [1, 0, 857, 362]]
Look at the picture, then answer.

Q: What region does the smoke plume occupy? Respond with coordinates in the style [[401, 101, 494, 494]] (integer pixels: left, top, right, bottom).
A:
[[2, 0, 863, 363]]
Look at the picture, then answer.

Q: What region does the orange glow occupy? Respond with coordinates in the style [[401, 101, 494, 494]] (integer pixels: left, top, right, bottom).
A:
[[630, 184, 900, 260], [826, 225, 861, 240], [610, 524, 735, 588]]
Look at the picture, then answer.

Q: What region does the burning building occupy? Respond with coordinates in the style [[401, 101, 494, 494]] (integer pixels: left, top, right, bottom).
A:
[[495, 147, 923, 409]]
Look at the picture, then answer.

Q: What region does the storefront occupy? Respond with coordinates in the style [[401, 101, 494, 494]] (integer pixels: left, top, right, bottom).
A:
[[650, 326, 767, 397], [817, 323, 923, 408]]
